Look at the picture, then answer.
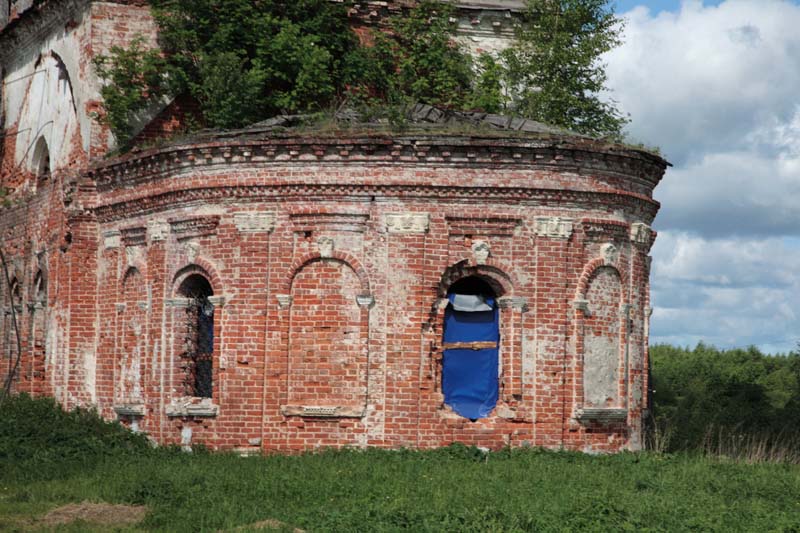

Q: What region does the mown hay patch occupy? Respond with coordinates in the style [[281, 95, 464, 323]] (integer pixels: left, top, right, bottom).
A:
[[41, 501, 147, 527], [224, 518, 305, 532]]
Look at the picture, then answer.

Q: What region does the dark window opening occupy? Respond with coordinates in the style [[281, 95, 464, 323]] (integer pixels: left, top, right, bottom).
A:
[[32, 137, 50, 182], [34, 272, 46, 304], [448, 276, 495, 297], [442, 276, 500, 420], [178, 274, 214, 398]]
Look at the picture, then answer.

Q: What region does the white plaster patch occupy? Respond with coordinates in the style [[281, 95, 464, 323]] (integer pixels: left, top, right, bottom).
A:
[[233, 212, 276, 233], [385, 213, 430, 234], [534, 216, 573, 239]]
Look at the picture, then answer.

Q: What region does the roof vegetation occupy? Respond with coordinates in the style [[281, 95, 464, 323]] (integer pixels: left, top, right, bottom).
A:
[[93, 0, 630, 150]]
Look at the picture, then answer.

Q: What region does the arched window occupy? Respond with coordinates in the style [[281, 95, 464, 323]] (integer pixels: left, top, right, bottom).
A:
[[4, 277, 21, 363], [177, 274, 214, 398], [442, 276, 500, 420], [31, 137, 50, 180]]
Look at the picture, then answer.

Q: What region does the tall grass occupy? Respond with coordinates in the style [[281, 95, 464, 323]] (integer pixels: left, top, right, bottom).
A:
[[700, 426, 800, 464], [2, 395, 800, 532]]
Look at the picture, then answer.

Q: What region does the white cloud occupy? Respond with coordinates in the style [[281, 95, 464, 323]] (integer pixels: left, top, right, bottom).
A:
[[607, 0, 800, 165], [651, 232, 800, 352], [605, 0, 800, 351]]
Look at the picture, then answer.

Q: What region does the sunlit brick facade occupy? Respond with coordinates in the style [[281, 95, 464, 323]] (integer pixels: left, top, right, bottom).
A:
[[0, 0, 667, 452]]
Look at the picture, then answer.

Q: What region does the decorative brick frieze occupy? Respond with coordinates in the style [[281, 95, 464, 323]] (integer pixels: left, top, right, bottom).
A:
[[88, 135, 667, 193], [446, 216, 521, 236], [233, 212, 276, 233], [169, 216, 220, 241], [385, 213, 430, 234], [534, 216, 573, 239], [102, 230, 120, 249], [291, 212, 369, 233], [581, 218, 630, 242], [92, 184, 659, 223], [120, 226, 146, 247]]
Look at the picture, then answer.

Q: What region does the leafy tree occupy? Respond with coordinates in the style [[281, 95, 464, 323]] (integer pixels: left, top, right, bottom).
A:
[[148, 0, 361, 129], [467, 54, 507, 114], [650, 343, 800, 451], [92, 37, 172, 146], [93, 0, 632, 146], [369, 1, 474, 109], [501, 0, 628, 138]]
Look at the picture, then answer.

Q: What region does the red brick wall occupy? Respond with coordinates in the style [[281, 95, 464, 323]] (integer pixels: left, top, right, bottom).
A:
[[0, 132, 666, 454]]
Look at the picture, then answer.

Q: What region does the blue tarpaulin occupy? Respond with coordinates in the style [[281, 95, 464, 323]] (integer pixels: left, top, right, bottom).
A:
[[442, 293, 499, 419]]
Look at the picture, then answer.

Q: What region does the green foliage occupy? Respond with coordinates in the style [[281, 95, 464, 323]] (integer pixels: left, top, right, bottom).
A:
[[147, 0, 360, 130], [2, 392, 800, 530], [650, 343, 800, 451], [467, 53, 508, 114], [94, 0, 631, 146], [501, 0, 629, 138], [92, 37, 171, 147], [0, 394, 151, 479], [369, 1, 473, 109]]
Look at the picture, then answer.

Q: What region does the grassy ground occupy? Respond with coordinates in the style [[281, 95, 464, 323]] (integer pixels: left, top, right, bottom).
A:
[[2, 396, 800, 532]]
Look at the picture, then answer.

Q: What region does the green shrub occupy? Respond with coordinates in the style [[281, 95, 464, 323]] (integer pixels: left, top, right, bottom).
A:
[[0, 394, 151, 479], [94, 0, 630, 146], [650, 343, 800, 452]]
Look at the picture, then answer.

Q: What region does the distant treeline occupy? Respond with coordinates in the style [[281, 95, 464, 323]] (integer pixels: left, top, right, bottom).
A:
[[650, 343, 800, 450]]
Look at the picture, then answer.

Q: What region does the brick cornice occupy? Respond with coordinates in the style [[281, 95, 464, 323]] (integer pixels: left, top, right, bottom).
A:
[[89, 182, 660, 223], [88, 134, 668, 193]]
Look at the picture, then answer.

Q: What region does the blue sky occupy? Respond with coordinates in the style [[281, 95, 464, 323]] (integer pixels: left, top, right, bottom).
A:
[[614, 0, 724, 14], [615, 0, 722, 13], [602, 0, 800, 353]]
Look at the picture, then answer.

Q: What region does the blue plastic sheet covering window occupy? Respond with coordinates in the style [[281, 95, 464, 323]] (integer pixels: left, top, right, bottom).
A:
[[442, 293, 499, 419]]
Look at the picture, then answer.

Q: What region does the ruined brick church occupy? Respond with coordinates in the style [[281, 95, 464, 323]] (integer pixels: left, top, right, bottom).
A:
[[0, 1, 667, 452]]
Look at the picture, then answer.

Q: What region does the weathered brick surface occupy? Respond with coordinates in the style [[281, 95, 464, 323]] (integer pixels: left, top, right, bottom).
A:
[[0, 0, 668, 454]]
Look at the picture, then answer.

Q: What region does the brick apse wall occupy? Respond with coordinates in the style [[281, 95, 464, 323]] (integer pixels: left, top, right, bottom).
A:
[[1, 129, 668, 453], [0, 0, 668, 453]]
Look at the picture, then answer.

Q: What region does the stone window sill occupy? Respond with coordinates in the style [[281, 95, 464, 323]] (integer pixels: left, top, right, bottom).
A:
[[575, 408, 627, 423], [166, 398, 219, 418], [280, 405, 365, 418], [113, 403, 146, 417]]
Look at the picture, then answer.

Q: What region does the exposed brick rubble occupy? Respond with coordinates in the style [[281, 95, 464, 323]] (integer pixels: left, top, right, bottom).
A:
[[0, 0, 668, 453]]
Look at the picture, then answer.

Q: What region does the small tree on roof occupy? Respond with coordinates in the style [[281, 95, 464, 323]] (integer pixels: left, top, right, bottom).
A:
[[501, 0, 629, 139]]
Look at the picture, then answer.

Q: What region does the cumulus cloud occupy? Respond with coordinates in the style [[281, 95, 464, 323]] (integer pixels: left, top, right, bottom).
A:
[[651, 232, 800, 352], [604, 0, 800, 351], [607, 0, 800, 165]]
